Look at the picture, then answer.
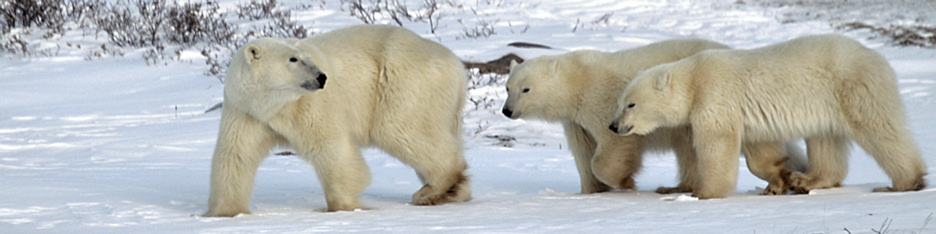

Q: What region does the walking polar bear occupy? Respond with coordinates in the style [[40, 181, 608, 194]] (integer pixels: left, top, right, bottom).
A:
[[206, 25, 470, 217], [503, 39, 806, 195], [611, 34, 927, 199]]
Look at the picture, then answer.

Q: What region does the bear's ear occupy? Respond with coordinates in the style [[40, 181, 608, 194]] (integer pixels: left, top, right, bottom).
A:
[[509, 60, 520, 71], [654, 72, 670, 91], [245, 45, 262, 64]]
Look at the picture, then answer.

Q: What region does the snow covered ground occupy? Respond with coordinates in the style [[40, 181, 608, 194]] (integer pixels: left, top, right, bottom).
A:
[[2, 0, 935, 233]]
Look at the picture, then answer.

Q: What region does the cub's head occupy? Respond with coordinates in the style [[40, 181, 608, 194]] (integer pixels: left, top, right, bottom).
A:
[[502, 56, 569, 121], [609, 63, 689, 136], [224, 38, 328, 120]]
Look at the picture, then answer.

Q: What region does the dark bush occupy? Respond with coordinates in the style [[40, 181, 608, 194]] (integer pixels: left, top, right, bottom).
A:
[[1, 0, 66, 34], [1, 0, 317, 80], [95, 0, 234, 48], [166, 0, 235, 46], [244, 12, 309, 40], [236, 0, 279, 20], [94, 0, 153, 47], [237, 0, 309, 41]]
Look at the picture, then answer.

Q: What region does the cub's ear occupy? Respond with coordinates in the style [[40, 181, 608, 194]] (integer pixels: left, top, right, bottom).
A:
[[245, 44, 262, 65], [509, 60, 520, 71], [654, 71, 670, 91]]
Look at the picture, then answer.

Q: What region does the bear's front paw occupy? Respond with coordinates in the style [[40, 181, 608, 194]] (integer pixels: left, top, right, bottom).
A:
[[761, 183, 789, 195], [873, 176, 926, 192], [872, 180, 926, 192], [412, 185, 444, 205], [413, 174, 471, 205], [203, 208, 250, 217], [326, 201, 364, 212], [761, 168, 792, 195], [788, 172, 841, 194], [690, 191, 730, 200], [655, 185, 692, 194], [323, 195, 364, 212], [788, 172, 813, 194], [580, 181, 612, 194], [612, 177, 637, 191], [690, 186, 732, 199], [412, 185, 471, 206], [871, 187, 898, 192]]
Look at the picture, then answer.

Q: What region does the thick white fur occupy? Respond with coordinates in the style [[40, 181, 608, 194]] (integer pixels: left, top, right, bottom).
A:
[[503, 39, 806, 194], [613, 34, 927, 199], [206, 25, 470, 217]]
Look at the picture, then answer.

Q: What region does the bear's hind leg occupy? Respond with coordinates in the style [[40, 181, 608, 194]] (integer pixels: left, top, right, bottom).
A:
[[378, 131, 471, 206], [850, 124, 927, 192], [789, 136, 849, 193], [837, 66, 927, 191]]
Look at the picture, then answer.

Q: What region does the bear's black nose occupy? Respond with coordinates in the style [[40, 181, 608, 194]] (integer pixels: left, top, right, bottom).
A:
[[609, 122, 619, 133], [316, 73, 327, 88], [502, 108, 513, 118]]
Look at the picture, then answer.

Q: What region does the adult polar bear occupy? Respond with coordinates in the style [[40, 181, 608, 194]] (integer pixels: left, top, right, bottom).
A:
[[612, 34, 927, 199], [205, 25, 470, 217], [502, 39, 806, 195]]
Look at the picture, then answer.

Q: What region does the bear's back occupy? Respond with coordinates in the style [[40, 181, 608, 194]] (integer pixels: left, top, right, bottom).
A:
[[729, 34, 884, 74], [609, 39, 729, 75], [296, 25, 466, 139]]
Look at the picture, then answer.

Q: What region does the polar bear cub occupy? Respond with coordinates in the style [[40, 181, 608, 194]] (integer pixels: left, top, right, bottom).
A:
[[205, 25, 470, 217], [612, 34, 927, 199], [503, 39, 806, 195]]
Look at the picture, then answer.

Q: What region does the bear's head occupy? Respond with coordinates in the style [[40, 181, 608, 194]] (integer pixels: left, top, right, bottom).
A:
[[224, 38, 328, 120], [610, 63, 690, 136], [502, 56, 574, 121]]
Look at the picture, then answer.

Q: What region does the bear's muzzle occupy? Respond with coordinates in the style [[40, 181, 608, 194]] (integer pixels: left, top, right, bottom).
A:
[[301, 72, 327, 91], [502, 107, 516, 119], [608, 122, 633, 135]]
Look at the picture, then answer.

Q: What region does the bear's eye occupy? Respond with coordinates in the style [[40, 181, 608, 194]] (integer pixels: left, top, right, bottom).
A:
[[627, 103, 636, 108], [289, 57, 298, 62], [505, 87, 510, 92], [522, 88, 530, 93]]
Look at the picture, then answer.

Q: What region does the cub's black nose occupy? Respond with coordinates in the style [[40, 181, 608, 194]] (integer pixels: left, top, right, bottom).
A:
[[316, 73, 327, 88], [502, 108, 513, 118], [609, 122, 619, 133]]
